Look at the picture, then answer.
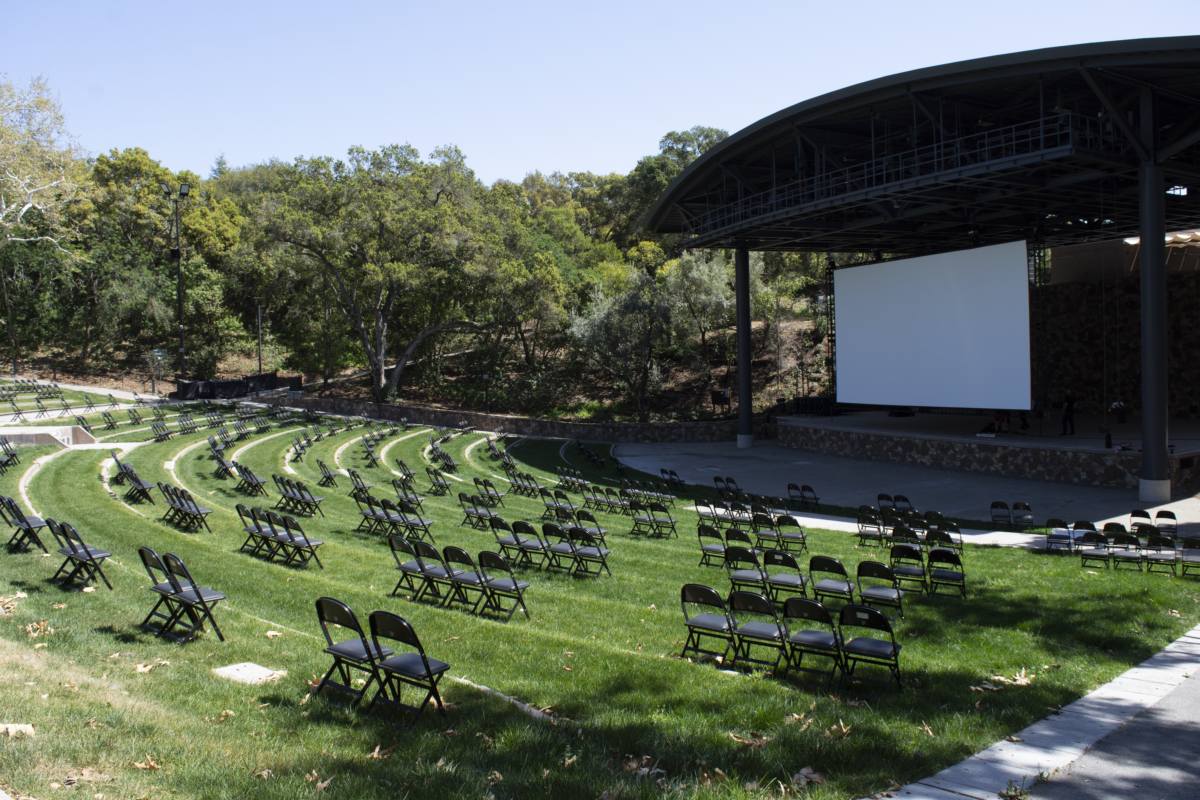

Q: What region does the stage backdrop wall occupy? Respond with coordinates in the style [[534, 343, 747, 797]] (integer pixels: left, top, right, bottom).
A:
[[835, 241, 1031, 410], [1038, 270, 1200, 418]]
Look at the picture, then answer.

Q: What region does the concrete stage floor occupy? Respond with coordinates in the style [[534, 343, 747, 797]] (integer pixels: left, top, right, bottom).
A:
[[611, 439, 1200, 537], [777, 409, 1200, 456]]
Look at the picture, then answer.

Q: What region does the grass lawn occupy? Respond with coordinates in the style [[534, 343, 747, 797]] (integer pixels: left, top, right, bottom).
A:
[[1, 410, 1198, 800]]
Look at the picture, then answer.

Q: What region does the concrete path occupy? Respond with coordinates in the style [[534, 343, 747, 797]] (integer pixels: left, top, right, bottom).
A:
[[613, 440, 1200, 535]]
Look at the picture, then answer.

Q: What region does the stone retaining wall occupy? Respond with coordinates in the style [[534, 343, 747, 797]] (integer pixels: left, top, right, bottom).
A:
[[271, 396, 778, 444], [777, 422, 1200, 496]]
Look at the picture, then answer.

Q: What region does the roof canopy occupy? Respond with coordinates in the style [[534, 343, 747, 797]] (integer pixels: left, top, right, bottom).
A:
[[645, 37, 1200, 255]]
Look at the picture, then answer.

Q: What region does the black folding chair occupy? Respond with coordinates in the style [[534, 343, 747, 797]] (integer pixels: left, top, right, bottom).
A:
[[364, 611, 451, 726], [138, 547, 180, 637], [443, 546, 492, 614], [928, 550, 967, 597], [857, 561, 905, 620], [838, 604, 902, 694], [781, 597, 842, 687], [810, 556, 856, 605], [680, 583, 734, 661], [315, 597, 392, 706], [727, 591, 788, 672], [2, 495, 49, 553], [478, 551, 530, 623], [163, 552, 226, 642], [890, 543, 927, 594], [697, 524, 726, 567], [47, 520, 113, 591], [763, 549, 809, 604]]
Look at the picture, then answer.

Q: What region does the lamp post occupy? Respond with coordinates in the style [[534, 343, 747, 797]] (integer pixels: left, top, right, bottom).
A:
[[161, 182, 190, 379]]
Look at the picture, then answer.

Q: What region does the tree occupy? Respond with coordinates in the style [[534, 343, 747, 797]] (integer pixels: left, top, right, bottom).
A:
[[659, 125, 729, 170], [570, 269, 673, 422], [662, 249, 733, 358], [262, 144, 506, 401], [0, 75, 82, 251]]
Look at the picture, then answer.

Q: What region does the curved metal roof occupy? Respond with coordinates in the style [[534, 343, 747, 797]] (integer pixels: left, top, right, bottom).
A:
[[646, 36, 1200, 254]]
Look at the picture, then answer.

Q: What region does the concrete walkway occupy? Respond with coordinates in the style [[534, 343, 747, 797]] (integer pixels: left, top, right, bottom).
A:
[[613, 439, 1200, 535]]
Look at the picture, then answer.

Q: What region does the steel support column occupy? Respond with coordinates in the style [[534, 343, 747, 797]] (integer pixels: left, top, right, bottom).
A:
[[735, 247, 754, 448], [1139, 88, 1170, 503]]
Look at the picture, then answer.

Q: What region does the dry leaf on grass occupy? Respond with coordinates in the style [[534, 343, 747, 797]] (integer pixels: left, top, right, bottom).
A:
[[991, 668, 1034, 687], [135, 663, 155, 674], [730, 732, 772, 748], [205, 710, 235, 723], [970, 681, 1004, 692], [918, 721, 935, 737], [1169, 609, 1181, 617], [1005, 735, 1024, 743], [130, 754, 160, 770], [24, 620, 54, 638], [33, 643, 47, 650], [82, 587, 96, 593], [486, 771, 504, 785], [792, 766, 826, 786], [367, 744, 396, 759], [253, 769, 273, 779], [52, 603, 66, 609], [0, 591, 28, 616], [265, 631, 283, 639], [823, 720, 852, 740]]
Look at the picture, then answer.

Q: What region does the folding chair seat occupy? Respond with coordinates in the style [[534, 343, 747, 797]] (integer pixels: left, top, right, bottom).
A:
[[123, 467, 156, 505], [295, 481, 325, 516], [890, 544, 927, 593], [928, 550, 967, 597], [179, 489, 213, 532], [1180, 539, 1200, 579], [567, 527, 612, 577], [351, 489, 383, 533], [47, 520, 113, 591], [857, 561, 905, 620], [726, 591, 787, 672], [1144, 535, 1177, 576], [727, 502, 752, 531], [488, 517, 523, 561], [163, 553, 226, 642], [426, 467, 450, 495], [837, 605, 902, 694], [237, 505, 275, 558], [781, 597, 842, 686], [1156, 511, 1178, 536], [2, 495, 49, 553], [376, 497, 408, 536], [697, 524, 726, 567], [724, 545, 769, 595], [137, 547, 181, 637], [478, 551, 530, 622], [129, 409, 146, 425], [680, 584, 734, 661], [990, 501, 1012, 528], [1044, 518, 1072, 553], [1109, 532, 1144, 571], [156, 483, 182, 526], [315, 598, 391, 706], [363, 611, 450, 726], [474, 477, 502, 507], [810, 556, 856, 605], [606, 488, 629, 515], [443, 546, 493, 614], [775, 515, 808, 553], [763, 549, 809, 604]]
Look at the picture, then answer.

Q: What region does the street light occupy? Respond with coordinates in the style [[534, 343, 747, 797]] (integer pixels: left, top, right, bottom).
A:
[[162, 183, 189, 379]]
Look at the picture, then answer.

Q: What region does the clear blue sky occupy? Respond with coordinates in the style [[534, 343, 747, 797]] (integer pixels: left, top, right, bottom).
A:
[[4, 1, 1196, 184]]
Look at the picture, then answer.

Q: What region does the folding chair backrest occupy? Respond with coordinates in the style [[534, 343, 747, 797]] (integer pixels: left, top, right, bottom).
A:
[[369, 610, 425, 654], [1045, 518, 1067, 530], [890, 543, 923, 563], [46, 518, 69, 549], [542, 522, 568, 541], [315, 597, 365, 648], [681, 583, 726, 610], [783, 596, 834, 626], [479, 550, 514, 577], [513, 520, 538, 538], [390, 535, 417, 563], [1103, 522, 1127, 535], [1073, 520, 1097, 531], [763, 549, 800, 572], [1134, 523, 1158, 538], [698, 524, 723, 543], [443, 545, 478, 574], [925, 530, 955, 550], [877, 494, 894, 509], [728, 590, 776, 618], [810, 555, 848, 579], [139, 547, 170, 585], [1147, 534, 1175, 550], [163, 552, 198, 593], [857, 560, 895, 582], [839, 604, 893, 635], [1080, 531, 1107, 547], [414, 539, 444, 565], [1112, 532, 1140, 549], [928, 550, 963, 570], [725, 528, 754, 547], [752, 513, 775, 530], [725, 545, 760, 570]]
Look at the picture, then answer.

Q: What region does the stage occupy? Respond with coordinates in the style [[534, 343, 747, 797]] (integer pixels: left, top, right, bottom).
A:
[[776, 410, 1200, 496]]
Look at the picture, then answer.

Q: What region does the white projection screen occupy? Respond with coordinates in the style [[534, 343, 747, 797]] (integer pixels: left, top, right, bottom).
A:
[[834, 240, 1031, 410]]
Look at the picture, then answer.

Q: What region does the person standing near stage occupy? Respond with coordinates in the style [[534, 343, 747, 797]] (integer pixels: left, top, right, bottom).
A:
[[1061, 389, 1076, 436]]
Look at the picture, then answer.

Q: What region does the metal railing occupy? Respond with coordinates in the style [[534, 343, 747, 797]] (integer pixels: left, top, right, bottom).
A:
[[684, 113, 1123, 241]]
